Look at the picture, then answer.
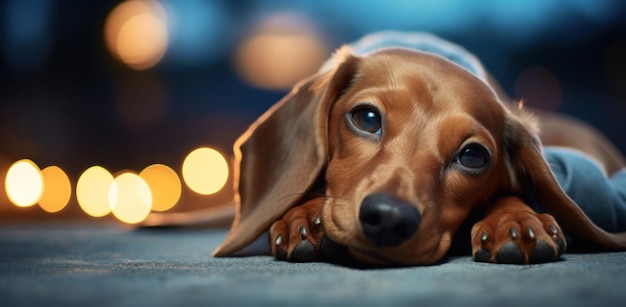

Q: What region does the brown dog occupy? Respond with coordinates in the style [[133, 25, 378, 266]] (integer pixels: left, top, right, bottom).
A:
[[209, 45, 626, 266]]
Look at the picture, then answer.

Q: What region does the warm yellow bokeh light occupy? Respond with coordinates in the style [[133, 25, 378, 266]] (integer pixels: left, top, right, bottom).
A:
[[109, 172, 152, 224], [236, 32, 327, 89], [182, 147, 229, 195], [235, 13, 328, 89], [104, 0, 168, 70], [5, 159, 43, 207], [139, 164, 181, 211], [76, 166, 114, 217], [39, 166, 72, 213]]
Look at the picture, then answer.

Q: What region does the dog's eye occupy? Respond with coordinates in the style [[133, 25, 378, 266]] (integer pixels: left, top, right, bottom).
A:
[[350, 106, 382, 135], [456, 144, 490, 169]]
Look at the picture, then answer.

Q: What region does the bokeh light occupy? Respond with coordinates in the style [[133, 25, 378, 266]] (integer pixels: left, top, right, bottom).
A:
[[39, 166, 71, 213], [234, 12, 328, 89], [514, 66, 562, 111], [104, 0, 168, 70], [139, 164, 181, 212], [109, 172, 152, 224], [76, 166, 114, 217], [5, 159, 43, 207], [182, 147, 229, 195]]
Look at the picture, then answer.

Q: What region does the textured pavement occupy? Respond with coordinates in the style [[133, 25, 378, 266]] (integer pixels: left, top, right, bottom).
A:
[[1, 222, 625, 307]]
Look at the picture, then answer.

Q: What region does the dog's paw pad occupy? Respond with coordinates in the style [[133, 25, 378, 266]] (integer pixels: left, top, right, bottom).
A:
[[471, 205, 567, 265], [530, 240, 554, 263], [268, 199, 325, 262], [473, 247, 492, 263], [292, 240, 318, 262], [496, 242, 524, 264]]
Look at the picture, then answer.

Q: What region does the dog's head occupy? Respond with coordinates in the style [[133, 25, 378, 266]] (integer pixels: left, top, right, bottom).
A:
[[321, 48, 512, 265], [214, 47, 581, 265]]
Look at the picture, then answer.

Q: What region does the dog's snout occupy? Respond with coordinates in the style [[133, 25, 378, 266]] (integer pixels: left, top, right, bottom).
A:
[[359, 193, 421, 247]]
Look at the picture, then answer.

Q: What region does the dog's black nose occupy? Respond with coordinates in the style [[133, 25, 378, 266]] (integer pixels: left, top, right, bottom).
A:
[[359, 193, 421, 247]]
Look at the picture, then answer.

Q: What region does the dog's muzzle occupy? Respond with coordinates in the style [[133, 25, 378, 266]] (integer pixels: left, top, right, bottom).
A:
[[358, 193, 421, 247]]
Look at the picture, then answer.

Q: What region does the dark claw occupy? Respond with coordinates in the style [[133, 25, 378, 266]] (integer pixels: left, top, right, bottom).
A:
[[299, 226, 308, 239], [530, 240, 554, 263], [549, 224, 558, 236], [509, 228, 519, 240], [480, 232, 488, 244], [474, 247, 492, 263], [496, 242, 524, 264], [292, 240, 318, 262], [526, 227, 536, 241]]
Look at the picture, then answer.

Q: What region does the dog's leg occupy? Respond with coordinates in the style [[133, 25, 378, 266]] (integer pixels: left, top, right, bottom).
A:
[[269, 198, 325, 262], [471, 196, 567, 264]]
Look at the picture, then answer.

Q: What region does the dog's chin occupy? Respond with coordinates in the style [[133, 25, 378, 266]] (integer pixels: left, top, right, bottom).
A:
[[347, 246, 444, 267], [347, 247, 402, 266], [332, 233, 448, 266], [321, 214, 450, 266]]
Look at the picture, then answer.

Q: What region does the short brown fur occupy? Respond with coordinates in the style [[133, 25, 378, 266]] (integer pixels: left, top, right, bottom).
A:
[[213, 47, 626, 266]]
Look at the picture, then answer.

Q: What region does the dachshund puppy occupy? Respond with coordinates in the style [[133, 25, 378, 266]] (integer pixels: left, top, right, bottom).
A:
[[211, 34, 626, 266]]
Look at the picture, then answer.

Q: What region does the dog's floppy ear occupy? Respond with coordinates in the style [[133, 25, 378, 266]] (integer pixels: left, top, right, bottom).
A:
[[213, 48, 360, 257], [504, 112, 626, 250]]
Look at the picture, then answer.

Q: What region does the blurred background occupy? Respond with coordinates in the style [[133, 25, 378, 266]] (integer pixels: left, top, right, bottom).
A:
[[1, 0, 625, 224]]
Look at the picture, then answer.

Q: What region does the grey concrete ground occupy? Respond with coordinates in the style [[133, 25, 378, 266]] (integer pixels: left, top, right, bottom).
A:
[[1, 222, 625, 307]]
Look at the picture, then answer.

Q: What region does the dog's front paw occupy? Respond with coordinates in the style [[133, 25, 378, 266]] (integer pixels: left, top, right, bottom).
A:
[[269, 199, 325, 262], [471, 199, 567, 264]]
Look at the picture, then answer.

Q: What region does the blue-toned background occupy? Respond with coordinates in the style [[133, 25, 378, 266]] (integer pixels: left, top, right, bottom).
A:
[[1, 0, 625, 218]]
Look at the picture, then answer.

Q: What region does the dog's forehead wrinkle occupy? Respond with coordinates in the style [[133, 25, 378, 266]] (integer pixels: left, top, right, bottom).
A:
[[373, 54, 399, 100], [357, 55, 471, 121], [367, 51, 494, 116]]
